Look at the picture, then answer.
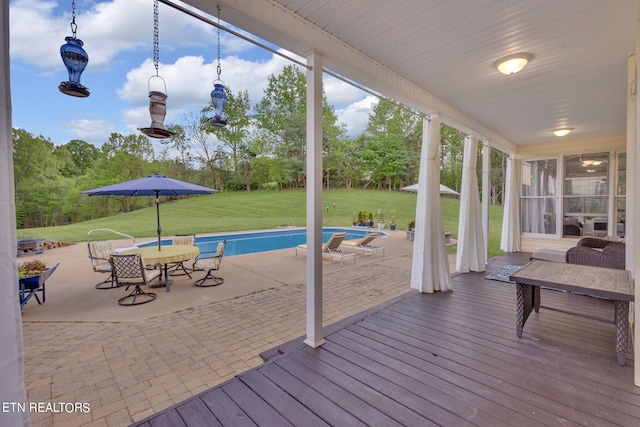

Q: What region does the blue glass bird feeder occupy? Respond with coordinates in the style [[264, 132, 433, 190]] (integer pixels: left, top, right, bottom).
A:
[[59, 37, 90, 97], [209, 81, 228, 127]]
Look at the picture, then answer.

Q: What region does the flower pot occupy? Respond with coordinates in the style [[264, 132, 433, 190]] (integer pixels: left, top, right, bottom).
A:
[[390, 224, 396, 231]]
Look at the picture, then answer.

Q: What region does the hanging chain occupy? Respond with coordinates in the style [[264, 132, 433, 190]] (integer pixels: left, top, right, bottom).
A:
[[70, 0, 77, 38], [153, 0, 160, 76], [216, 4, 222, 80]]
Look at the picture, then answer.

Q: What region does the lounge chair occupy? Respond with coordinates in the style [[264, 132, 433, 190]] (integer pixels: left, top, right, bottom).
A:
[[168, 234, 196, 278], [340, 232, 385, 258], [18, 263, 59, 308], [295, 232, 356, 266], [193, 240, 226, 287], [110, 254, 161, 306]]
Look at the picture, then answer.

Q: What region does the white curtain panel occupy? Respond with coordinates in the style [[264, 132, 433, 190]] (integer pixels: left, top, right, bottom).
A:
[[500, 155, 521, 252], [456, 135, 487, 272], [0, 1, 30, 425], [411, 116, 452, 293]]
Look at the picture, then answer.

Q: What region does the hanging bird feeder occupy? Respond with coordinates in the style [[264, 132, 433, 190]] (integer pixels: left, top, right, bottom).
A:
[[208, 5, 228, 127], [140, 76, 172, 139], [59, 0, 90, 97], [139, 0, 173, 139]]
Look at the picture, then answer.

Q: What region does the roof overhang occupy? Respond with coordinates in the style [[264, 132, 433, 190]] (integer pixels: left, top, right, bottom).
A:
[[181, 0, 638, 153]]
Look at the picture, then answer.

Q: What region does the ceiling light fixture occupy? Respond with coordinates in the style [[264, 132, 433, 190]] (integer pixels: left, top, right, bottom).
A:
[[493, 53, 532, 75], [582, 160, 602, 166], [553, 128, 573, 137]]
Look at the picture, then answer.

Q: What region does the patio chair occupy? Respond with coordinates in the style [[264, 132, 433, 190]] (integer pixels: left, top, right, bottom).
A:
[[193, 240, 226, 287], [565, 237, 625, 270], [340, 232, 385, 259], [18, 263, 59, 309], [110, 254, 161, 306], [87, 229, 137, 289], [168, 234, 196, 278], [88, 240, 117, 289], [295, 232, 356, 266]]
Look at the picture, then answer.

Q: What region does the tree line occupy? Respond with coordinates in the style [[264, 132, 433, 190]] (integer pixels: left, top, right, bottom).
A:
[[13, 65, 507, 229]]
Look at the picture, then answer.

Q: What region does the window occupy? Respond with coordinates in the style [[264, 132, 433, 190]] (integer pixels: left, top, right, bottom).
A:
[[521, 152, 624, 239], [563, 153, 609, 237], [616, 152, 626, 237], [521, 159, 558, 234]]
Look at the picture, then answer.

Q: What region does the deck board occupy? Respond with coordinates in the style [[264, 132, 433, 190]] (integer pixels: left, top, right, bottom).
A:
[[273, 356, 399, 426], [238, 370, 329, 427], [199, 388, 257, 426], [259, 362, 367, 427], [132, 253, 640, 427], [221, 380, 294, 426]]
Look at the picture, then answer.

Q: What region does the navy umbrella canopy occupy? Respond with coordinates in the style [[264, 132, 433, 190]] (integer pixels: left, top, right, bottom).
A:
[[82, 173, 218, 250]]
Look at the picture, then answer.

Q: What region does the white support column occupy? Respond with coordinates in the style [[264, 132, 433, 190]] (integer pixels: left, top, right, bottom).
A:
[[304, 51, 325, 348], [481, 140, 490, 263], [0, 0, 31, 425], [629, 9, 640, 386]]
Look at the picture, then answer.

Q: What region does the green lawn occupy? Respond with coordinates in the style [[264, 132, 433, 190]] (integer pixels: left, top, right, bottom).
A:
[[18, 189, 506, 258]]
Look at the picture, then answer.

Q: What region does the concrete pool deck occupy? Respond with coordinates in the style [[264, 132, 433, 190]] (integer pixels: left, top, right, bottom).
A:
[[19, 229, 457, 426]]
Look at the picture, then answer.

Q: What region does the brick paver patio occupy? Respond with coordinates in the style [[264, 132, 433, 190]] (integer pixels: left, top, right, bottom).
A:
[[20, 231, 454, 426]]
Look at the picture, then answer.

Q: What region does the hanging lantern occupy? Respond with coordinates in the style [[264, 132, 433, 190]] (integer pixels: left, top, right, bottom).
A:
[[59, 0, 90, 97], [139, 0, 173, 139], [208, 5, 228, 127]]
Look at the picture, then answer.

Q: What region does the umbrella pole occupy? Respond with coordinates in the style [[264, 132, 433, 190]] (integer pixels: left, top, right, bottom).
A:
[[156, 191, 162, 251]]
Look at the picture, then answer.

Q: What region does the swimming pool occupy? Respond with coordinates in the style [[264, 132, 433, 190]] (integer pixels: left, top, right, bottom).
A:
[[139, 227, 381, 257]]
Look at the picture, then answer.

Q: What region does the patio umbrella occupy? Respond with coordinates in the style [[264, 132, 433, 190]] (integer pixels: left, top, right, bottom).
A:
[[81, 173, 218, 250], [400, 183, 460, 196]]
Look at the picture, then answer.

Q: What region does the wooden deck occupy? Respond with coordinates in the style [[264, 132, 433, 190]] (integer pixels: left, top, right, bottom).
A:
[[132, 253, 640, 426]]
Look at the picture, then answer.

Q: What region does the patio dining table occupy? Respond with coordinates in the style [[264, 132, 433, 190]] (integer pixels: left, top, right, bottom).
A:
[[509, 259, 634, 365], [120, 245, 199, 292]]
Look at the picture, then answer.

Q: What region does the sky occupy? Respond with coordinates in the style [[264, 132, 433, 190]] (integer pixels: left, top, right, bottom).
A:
[[9, 0, 378, 151]]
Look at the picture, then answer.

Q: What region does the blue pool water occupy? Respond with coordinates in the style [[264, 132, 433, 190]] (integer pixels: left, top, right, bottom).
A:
[[139, 227, 380, 257]]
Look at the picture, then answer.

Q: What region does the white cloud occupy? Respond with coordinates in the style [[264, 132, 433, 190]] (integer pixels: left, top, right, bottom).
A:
[[10, 0, 375, 143], [335, 95, 378, 137], [10, 0, 270, 71], [323, 75, 370, 107], [116, 51, 298, 130], [63, 118, 115, 145], [116, 50, 376, 138]]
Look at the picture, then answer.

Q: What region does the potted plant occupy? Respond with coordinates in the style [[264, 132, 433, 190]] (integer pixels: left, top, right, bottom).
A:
[[406, 219, 416, 240], [351, 212, 358, 226], [368, 211, 374, 227], [389, 209, 398, 230], [357, 210, 369, 226], [376, 209, 385, 229]]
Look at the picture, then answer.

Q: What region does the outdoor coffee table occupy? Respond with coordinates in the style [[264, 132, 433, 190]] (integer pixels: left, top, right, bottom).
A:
[[509, 259, 634, 365], [120, 245, 199, 292]]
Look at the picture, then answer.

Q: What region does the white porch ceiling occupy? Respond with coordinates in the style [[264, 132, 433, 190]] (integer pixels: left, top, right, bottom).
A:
[[183, 0, 637, 148]]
